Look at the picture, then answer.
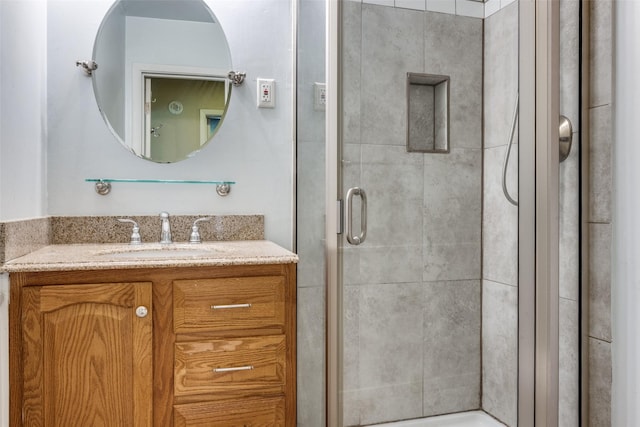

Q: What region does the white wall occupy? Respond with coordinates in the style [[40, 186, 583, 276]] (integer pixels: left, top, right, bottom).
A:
[[613, 1, 640, 424], [46, 0, 294, 249], [0, 0, 48, 221]]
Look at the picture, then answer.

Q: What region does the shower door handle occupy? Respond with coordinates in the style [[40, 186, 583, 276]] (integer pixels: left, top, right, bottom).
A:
[[345, 187, 367, 245]]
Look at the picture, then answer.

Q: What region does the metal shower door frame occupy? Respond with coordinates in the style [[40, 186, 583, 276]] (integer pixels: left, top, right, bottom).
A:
[[325, 0, 562, 425]]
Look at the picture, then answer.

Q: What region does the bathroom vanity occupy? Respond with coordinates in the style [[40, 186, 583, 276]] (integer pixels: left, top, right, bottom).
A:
[[4, 241, 297, 426]]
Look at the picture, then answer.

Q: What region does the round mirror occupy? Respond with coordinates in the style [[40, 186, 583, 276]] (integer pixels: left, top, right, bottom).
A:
[[92, 0, 232, 163]]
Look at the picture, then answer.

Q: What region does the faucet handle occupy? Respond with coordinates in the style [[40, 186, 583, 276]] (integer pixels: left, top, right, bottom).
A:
[[189, 217, 212, 244], [117, 218, 142, 245]]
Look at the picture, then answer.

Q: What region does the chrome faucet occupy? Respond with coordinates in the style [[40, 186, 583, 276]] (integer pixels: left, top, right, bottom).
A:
[[159, 211, 172, 244]]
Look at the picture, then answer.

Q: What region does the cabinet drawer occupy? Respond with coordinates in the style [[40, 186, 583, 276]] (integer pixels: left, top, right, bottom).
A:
[[174, 396, 285, 427], [174, 335, 286, 396], [173, 276, 285, 333]]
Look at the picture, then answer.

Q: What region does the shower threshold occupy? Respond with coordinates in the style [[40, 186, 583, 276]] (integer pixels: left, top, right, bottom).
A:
[[367, 410, 507, 427]]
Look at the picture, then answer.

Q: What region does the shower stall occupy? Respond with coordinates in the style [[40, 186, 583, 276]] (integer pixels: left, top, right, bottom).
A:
[[297, 0, 583, 426]]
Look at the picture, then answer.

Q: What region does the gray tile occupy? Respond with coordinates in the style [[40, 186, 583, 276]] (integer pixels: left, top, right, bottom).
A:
[[423, 280, 481, 416], [347, 281, 424, 423], [560, 0, 580, 129], [343, 285, 361, 393], [356, 144, 424, 284], [482, 280, 518, 427], [296, 237, 325, 288], [358, 282, 424, 388], [560, 137, 580, 301], [342, 246, 363, 286], [359, 245, 424, 284], [589, 106, 612, 223], [341, 287, 362, 427], [361, 144, 424, 247], [589, 0, 613, 108], [423, 148, 482, 281], [588, 338, 612, 427], [559, 297, 580, 427], [589, 223, 611, 342], [358, 381, 423, 425], [343, 143, 363, 193], [423, 148, 482, 241], [297, 140, 326, 288], [343, 389, 361, 427], [297, 287, 326, 427], [483, 145, 518, 286], [361, 4, 424, 146], [483, 2, 518, 150], [343, 0, 362, 144], [425, 12, 483, 150], [423, 242, 480, 282], [408, 84, 436, 151]]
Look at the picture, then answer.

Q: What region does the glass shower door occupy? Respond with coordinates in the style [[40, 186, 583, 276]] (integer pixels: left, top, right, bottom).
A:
[[319, 0, 581, 425], [336, 2, 518, 426]]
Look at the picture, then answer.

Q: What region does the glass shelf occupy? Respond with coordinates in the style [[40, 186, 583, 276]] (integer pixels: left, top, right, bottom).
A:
[[85, 178, 235, 196], [86, 178, 235, 185]]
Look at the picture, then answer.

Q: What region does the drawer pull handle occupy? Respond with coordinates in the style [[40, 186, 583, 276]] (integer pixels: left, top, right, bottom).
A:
[[213, 365, 254, 373], [210, 303, 252, 310]]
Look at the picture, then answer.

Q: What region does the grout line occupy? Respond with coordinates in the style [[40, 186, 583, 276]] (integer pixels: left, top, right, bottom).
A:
[[587, 103, 611, 109], [587, 336, 612, 345], [481, 278, 518, 288]]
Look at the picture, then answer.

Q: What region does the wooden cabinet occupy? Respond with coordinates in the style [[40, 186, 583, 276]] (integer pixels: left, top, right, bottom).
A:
[[19, 282, 153, 426], [10, 263, 296, 427]]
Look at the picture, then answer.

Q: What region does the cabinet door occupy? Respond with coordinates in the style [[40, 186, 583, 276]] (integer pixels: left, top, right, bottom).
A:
[[22, 282, 153, 427]]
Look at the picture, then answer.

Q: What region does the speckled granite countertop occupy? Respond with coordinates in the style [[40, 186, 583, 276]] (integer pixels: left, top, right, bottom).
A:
[[2, 240, 298, 272]]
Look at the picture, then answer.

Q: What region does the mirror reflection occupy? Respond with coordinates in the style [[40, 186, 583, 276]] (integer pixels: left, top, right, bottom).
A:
[[92, 0, 232, 163], [144, 75, 228, 162]]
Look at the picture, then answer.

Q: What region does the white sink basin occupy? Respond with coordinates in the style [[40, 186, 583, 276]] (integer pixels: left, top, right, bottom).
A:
[[94, 243, 234, 259]]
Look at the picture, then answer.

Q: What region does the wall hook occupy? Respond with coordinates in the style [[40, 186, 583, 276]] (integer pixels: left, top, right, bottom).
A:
[[216, 183, 231, 196], [227, 71, 246, 87], [76, 60, 98, 76], [94, 180, 111, 195]]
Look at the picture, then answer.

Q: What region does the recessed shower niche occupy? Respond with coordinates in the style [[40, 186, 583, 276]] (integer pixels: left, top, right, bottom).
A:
[[406, 72, 450, 153]]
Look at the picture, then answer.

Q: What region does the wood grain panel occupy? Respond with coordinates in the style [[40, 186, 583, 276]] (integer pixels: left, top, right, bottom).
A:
[[173, 276, 285, 333], [174, 396, 285, 427], [39, 283, 136, 312], [174, 335, 285, 396], [22, 282, 153, 427]]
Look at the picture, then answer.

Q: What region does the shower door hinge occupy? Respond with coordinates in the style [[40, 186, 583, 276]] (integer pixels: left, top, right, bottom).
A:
[[337, 199, 344, 234]]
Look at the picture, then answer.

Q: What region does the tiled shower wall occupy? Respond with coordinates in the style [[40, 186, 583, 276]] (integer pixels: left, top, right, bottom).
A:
[[340, 3, 482, 425], [482, 1, 581, 426], [587, 0, 613, 425], [482, 4, 519, 425]]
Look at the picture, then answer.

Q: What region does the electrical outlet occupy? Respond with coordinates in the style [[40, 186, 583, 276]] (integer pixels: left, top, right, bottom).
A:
[[257, 78, 275, 108], [314, 82, 326, 111]]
